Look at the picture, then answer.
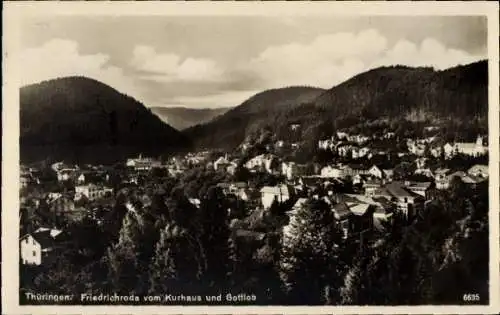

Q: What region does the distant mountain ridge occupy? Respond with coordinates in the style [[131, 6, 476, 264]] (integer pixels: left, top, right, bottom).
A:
[[184, 60, 488, 150], [20, 76, 191, 164], [150, 107, 230, 131]]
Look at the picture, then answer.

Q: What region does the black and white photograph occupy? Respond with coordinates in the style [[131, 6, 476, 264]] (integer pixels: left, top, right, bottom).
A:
[[2, 1, 499, 314]]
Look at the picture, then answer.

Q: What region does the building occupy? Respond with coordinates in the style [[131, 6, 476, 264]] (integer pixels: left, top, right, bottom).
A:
[[384, 182, 424, 220], [320, 165, 345, 179], [20, 174, 37, 188], [290, 123, 301, 131], [245, 154, 279, 173], [434, 168, 451, 189], [444, 135, 488, 159], [430, 146, 443, 158], [337, 144, 354, 157], [282, 162, 298, 180], [260, 184, 293, 209], [20, 228, 64, 265], [56, 168, 78, 182], [446, 171, 487, 189], [337, 131, 349, 140], [214, 155, 231, 171], [318, 137, 336, 150], [126, 155, 161, 171], [467, 164, 488, 179], [404, 181, 433, 199], [363, 179, 383, 196], [358, 147, 371, 158], [368, 165, 383, 179], [382, 169, 394, 180], [332, 202, 354, 239], [353, 174, 373, 186], [75, 183, 113, 201], [344, 164, 369, 177]]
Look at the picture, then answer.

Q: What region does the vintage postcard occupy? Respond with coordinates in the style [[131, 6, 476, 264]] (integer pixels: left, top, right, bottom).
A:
[[2, 1, 499, 314]]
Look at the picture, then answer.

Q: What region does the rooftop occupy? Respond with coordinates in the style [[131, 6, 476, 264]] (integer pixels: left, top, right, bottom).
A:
[[260, 184, 293, 196]]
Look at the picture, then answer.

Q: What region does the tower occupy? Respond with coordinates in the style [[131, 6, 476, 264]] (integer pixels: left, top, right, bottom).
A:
[[476, 135, 483, 147]]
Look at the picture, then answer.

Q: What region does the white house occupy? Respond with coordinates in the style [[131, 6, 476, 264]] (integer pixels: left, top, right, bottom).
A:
[[260, 184, 293, 209], [337, 144, 353, 157], [57, 168, 78, 182], [126, 155, 161, 171], [368, 165, 383, 179], [214, 155, 231, 171], [320, 165, 344, 179], [384, 182, 424, 220], [318, 137, 336, 150], [384, 132, 396, 139], [358, 147, 371, 158], [434, 168, 451, 189], [467, 164, 488, 179], [444, 136, 488, 159], [20, 228, 63, 265], [430, 146, 443, 158], [336, 131, 349, 140], [75, 183, 113, 201], [245, 154, 278, 173]]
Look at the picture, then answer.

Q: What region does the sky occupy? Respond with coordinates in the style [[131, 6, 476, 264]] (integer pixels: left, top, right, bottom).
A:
[[19, 15, 487, 109]]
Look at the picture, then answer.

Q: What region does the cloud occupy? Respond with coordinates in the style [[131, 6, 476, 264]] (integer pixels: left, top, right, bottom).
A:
[[245, 29, 484, 88], [19, 38, 143, 101], [371, 38, 482, 70], [130, 45, 225, 83], [20, 31, 485, 110]]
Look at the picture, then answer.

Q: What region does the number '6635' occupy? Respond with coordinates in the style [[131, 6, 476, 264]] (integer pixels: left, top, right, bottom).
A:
[[462, 293, 480, 302]]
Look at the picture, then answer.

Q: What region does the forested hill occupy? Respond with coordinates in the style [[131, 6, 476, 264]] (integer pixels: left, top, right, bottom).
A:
[[20, 76, 191, 164], [313, 60, 488, 120], [150, 107, 230, 131], [184, 60, 488, 150], [183, 86, 326, 149]]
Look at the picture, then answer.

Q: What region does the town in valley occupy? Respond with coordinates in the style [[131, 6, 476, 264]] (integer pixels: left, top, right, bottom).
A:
[[15, 12, 491, 307], [20, 123, 489, 305]]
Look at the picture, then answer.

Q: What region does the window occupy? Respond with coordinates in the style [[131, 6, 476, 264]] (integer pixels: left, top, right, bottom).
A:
[[404, 197, 408, 203], [32, 251, 36, 257]]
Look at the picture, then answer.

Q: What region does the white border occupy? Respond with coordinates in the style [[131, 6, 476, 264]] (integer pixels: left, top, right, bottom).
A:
[[2, 1, 499, 314]]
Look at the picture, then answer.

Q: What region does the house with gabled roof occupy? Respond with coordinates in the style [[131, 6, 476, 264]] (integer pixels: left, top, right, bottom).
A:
[[384, 181, 424, 220], [20, 227, 65, 265], [368, 165, 384, 179]]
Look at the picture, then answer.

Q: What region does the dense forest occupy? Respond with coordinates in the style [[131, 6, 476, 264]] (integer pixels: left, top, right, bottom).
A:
[[20, 77, 191, 165], [150, 107, 230, 131], [184, 61, 488, 151]]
